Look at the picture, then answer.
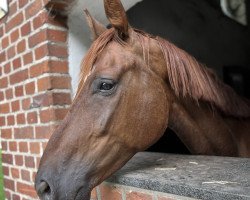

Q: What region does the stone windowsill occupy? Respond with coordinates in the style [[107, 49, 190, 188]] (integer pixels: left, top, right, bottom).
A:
[[106, 152, 250, 200]]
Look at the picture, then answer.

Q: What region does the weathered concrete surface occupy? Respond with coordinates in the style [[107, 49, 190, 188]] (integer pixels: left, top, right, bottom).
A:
[[107, 152, 250, 200]]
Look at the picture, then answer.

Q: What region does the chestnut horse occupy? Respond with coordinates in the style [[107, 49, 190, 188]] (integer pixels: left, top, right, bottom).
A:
[[36, 0, 250, 199]]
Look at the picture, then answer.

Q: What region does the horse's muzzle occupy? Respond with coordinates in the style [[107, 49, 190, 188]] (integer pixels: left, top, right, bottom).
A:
[[36, 179, 54, 200]]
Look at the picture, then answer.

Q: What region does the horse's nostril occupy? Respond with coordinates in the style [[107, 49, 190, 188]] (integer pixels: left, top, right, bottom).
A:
[[37, 181, 51, 197]]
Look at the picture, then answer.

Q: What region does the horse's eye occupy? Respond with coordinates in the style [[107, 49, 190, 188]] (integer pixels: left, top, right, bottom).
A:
[[100, 82, 114, 91], [93, 78, 117, 96]]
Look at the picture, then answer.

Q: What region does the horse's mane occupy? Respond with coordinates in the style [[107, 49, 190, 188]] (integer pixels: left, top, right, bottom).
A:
[[76, 28, 250, 118], [153, 35, 250, 118]]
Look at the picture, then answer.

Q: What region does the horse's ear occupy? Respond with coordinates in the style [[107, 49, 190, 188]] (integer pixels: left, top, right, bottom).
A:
[[104, 0, 129, 39], [84, 9, 107, 40]]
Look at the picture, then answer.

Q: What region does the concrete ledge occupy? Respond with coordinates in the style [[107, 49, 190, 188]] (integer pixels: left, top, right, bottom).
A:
[[107, 152, 250, 200]]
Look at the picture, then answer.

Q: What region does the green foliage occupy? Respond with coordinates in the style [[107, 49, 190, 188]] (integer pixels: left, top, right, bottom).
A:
[[0, 150, 5, 200]]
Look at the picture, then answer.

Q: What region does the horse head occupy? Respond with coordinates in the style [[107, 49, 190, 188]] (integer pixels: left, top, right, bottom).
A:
[[35, 0, 170, 199]]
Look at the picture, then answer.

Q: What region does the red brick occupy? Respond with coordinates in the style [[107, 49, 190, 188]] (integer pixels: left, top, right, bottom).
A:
[[100, 184, 123, 200], [126, 191, 153, 200], [0, 103, 10, 113], [55, 108, 68, 120], [7, 115, 15, 125], [32, 10, 66, 29], [6, 12, 24, 32], [14, 127, 34, 139], [27, 111, 38, 124], [1, 141, 7, 151], [48, 43, 68, 58], [25, 156, 35, 168], [35, 125, 55, 139], [33, 92, 71, 107], [19, 142, 28, 153], [33, 93, 52, 107], [0, 51, 6, 63], [30, 142, 40, 154], [1, 128, 12, 139], [4, 191, 11, 200], [0, 26, 3, 38], [23, 52, 33, 65], [2, 153, 13, 165], [25, 81, 35, 95], [10, 29, 19, 43], [21, 170, 30, 182], [12, 194, 21, 200], [29, 60, 68, 78], [0, 77, 8, 88], [0, 116, 5, 126], [3, 62, 11, 74], [0, 91, 4, 101], [38, 76, 71, 91], [11, 100, 20, 112], [39, 109, 54, 123], [32, 171, 37, 183], [42, 142, 47, 151], [29, 61, 47, 77], [53, 93, 72, 105], [40, 108, 68, 123], [2, 36, 9, 49], [9, 1, 17, 16], [7, 45, 15, 59], [17, 39, 26, 54], [16, 113, 26, 124], [11, 168, 20, 179], [2, 166, 9, 176], [19, 0, 28, 9], [15, 85, 24, 97], [21, 22, 31, 37], [10, 69, 28, 85], [29, 29, 47, 48], [4, 178, 15, 191], [5, 88, 13, 100], [15, 155, 24, 166], [22, 98, 31, 110], [57, 58, 72, 73], [25, 0, 43, 19], [47, 29, 67, 43], [35, 44, 48, 60], [37, 76, 49, 91], [32, 11, 48, 30], [12, 57, 21, 70], [17, 182, 38, 198], [9, 141, 18, 152]]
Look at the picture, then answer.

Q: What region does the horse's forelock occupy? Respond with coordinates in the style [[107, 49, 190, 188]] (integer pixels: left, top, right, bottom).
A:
[[75, 28, 116, 97]]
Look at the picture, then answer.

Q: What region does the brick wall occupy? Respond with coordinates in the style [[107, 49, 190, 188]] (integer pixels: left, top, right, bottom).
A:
[[0, 0, 72, 199], [90, 183, 194, 200]]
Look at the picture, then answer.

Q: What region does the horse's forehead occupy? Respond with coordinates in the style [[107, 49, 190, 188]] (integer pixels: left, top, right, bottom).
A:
[[96, 42, 134, 67]]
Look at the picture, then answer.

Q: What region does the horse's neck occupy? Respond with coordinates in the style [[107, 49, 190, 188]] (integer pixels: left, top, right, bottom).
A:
[[168, 98, 250, 157]]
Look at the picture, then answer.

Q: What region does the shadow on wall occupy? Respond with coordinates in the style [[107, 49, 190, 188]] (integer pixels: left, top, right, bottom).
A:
[[127, 0, 250, 77]]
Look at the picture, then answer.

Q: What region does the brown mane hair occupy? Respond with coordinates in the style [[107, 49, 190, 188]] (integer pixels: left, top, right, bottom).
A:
[[76, 28, 250, 118], [154, 35, 250, 118]]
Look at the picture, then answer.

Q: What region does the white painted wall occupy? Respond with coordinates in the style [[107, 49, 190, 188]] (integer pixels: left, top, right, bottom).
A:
[[68, 0, 143, 96]]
